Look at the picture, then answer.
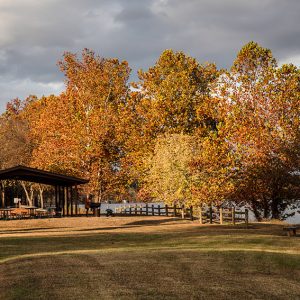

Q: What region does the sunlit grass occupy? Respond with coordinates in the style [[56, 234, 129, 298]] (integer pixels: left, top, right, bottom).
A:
[[0, 217, 299, 299]]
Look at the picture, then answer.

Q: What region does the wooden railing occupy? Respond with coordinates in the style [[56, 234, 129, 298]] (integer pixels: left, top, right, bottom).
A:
[[199, 207, 249, 226], [115, 204, 194, 220], [114, 204, 248, 225]]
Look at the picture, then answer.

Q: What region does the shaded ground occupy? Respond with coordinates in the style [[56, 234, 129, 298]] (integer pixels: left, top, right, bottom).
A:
[[0, 217, 299, 299]]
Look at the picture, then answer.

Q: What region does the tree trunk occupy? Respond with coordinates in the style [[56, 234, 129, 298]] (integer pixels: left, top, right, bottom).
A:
[[271, 197, 280, 219], [21, 181, 33, 206], [38, 184, 44, 208], [251, 198, 262, 221], [262, 196, 270, 219]]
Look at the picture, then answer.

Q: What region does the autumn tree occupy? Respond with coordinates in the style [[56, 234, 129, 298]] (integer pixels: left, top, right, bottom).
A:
[[209, 42, 300, 219], [0, 97, 50, 207], [0, 97, 36, 168], [135, 49, 217, 135], [125, 50, 218, 199], [144, 133, 197, 205], [191, 132, 237, 208], [30, 49, 131, 201]]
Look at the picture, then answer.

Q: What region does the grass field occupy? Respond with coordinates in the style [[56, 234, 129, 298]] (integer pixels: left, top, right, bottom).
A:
[[0, 216, 299, 300]]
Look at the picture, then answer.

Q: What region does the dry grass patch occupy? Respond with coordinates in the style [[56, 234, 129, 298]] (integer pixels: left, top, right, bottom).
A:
[[0, 217, 299, 299], [1, 250, 300, 300]]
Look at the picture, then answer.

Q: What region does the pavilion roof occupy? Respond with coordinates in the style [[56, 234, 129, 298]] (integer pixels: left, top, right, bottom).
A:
[[0, 165, 89, 187]]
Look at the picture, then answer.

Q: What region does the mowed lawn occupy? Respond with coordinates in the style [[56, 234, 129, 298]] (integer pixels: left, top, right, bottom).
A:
[[0, 217, 299, 300]]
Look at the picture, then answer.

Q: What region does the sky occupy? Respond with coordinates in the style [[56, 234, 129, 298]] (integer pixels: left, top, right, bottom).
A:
[[0, 0, 299, 111]]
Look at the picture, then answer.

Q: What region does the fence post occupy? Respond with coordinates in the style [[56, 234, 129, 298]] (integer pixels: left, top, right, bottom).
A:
[[245, 208, 249, 228], [129, 205, 132, 215], [140, 206, 142, 215], [209, 206, 213, 224], [173, 204, 177, 217], [181, 205, 185, 219], [165, 205, 168, 216], [219, 207, 223, 225], [146, 204, 148, 216], [232, 207, 236, 225], [158, 205, 161, 216], [152, 205, 155, 216], [190, 206, 193, 221], [135, 205, 137, 215], [199, 206, 203, 224]]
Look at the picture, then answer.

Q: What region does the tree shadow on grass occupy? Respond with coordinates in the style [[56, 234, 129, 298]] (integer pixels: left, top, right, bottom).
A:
[[0, 227, 69, 234], [73, 217, 187, 232], [67, 222, 289, 239], [125, 217, 182, 226]]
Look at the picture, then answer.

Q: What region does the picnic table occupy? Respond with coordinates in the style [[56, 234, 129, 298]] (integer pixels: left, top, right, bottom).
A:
[[35, 208, 48, 217], [21, 206, 37, 216], [0, 208, 12, 219], [11, 208, 30, 219]]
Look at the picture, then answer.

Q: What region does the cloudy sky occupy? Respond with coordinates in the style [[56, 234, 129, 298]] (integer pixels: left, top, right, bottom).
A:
[[0, 0, 299, 111]]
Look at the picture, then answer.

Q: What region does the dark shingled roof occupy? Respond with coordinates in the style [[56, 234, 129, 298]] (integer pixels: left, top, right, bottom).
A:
[[0, 165, 89, 186]]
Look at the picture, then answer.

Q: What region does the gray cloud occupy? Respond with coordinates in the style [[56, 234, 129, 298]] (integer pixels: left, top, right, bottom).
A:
[[0, 0, 299, 111]]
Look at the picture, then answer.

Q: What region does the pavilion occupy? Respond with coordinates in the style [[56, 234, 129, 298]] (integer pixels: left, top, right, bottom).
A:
[[0, 165, 89, 216]]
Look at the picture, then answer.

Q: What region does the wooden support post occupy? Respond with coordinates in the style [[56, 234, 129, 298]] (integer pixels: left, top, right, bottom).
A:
[[158, 205, 161, 216], [209, 206, 213, 224], [129, 205, 132, 215], [0, 183, 5, 208], [140, 206, 142, 215], [146, 204, 148, 216], [75, 185, 78, 216], [245, 208, 249, 228], [220, 207, 223, 225], [135, 204, 137, 215], [199, 206, 203, 224], [165, 205, 168, 216], [152, 205, 154, 216], [181, 205, 185, 219], [232, 207, 236, 225], [173, 204, 177, 217], [66, 187, 69, 216], [70, 187, 73, 216], [64, 187, 68, 216], [85, 198, 88, 217], [190, 206, 193, 221], [55, 186, 58, 210], [60, 186, 64, 217], [59, 186, 62, 215]]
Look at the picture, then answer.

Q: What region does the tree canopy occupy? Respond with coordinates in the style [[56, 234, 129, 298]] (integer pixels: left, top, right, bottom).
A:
[[0, 42, 299, 219]]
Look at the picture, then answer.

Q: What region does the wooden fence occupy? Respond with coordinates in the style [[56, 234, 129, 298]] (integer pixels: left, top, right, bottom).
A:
[[199, 207, 249, 226], [115, 204, 193, 219], [50, 203, 249, 226], [114, 204, 249, 225]]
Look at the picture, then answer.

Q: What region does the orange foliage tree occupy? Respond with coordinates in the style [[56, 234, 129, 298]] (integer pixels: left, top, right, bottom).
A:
[[29, 49, 131, 201], [199, 42, 300, 219]]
